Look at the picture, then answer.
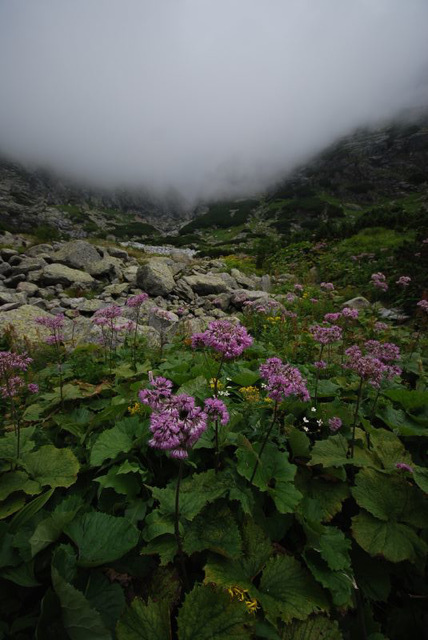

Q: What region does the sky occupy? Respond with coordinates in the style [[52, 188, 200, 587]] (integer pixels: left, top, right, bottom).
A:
[[0, 0, 428, 203]]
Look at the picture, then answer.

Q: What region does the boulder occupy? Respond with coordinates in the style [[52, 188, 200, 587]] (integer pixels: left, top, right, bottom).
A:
[[39, 264, 95, 288], [343, 296, 371, 309], [230, 269, 256, 289], [182, 274, 229, 295], [86, 257, 123, 279], [9, 257, 47, 276], [136, 260, 175, 296], [16, 282, 40, 296], [53, 240, 100, 270], [0, 305, 53, 343]]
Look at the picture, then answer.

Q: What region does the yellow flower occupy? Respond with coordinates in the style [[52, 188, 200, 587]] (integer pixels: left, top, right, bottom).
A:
[[128, 402, 142, 415], [209, 378, 224, 390], [239, 386, 260, 403], [227, 586, 258, 614]]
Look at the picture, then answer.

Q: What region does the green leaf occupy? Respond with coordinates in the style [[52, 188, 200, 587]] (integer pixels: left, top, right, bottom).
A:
[[236, 442, 302, 514], [85, 572, 125, 632], [376, 405, 427, 436], [383, 389, 428, 411], [258, 555, 328, 625], [94, 466, 141, 497], [297, 478, 349, 523], [414, 467, 428, 493], [52, 566, 111, 640], [316, 380, 340, 398], [280, 615, 343, 640], [183, 502, 242, 559], [90, 417, 142, 467], [288, 427, 311, 459], [0, 427, 36, 459], [0, 494, 26, 519], [177, 375, 209, 399], [8, 489, 54, 533], [1, 560, 40, 587], [30, 498, 82, 557], [231, 368, 260, 387], [141, 535, 177, 566], [143, 510, 175, 542], [318, 527, 352, 571], [368, 429, 413, 471], [304, 551, 353, 608], [352, 468, 428, 528], [310, 433, 373, 467], [64, 512, 139, 567], [352, 511, 427, 563], [177, 584, 254, 639], [54, 408, 93, 442], [0, 471, 41, 501], [352, 548, 391, 602], [22, 446, 79, 489], [116, 598, 171, 640]]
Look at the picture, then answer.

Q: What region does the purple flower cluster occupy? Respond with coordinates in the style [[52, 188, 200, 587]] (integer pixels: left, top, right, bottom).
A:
[[191, 319, 253, 359], [396, 276, 411, 287], [417, 299, 428, 313], [140, 375, 207, 458], [328, 416, 342, 432], [35, 313, 65, 345], [309, 324, 342, 345], [324, 312, 342, 323], [370, 272, 388, 291], [259, 357, 310, 402], [320, 282, 335, 291], [395, 462, 414, 473], [342, 307, 359, 319], [0, 351, 33, 399], [344, 342, 401, 388], [204, 397, 229, 425], [374, 321, 389, 332], [126, 293, 149, 308]]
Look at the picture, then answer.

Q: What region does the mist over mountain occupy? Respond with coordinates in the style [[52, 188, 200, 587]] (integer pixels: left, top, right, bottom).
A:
[[1, 0, 428, 202]]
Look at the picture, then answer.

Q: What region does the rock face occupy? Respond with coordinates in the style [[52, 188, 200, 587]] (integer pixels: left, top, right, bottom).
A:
[[0, 304, 53, 343], [39, 264, 95, 288], [136, 260, 175, 296], [53, 240, 101, 270]]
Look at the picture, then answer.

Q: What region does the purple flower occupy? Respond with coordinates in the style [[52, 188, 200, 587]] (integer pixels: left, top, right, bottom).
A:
[[27, 383, 39, 394], [324, 312, 342, 323], [342, 307, 359, 319], [35, 313, 65, 345], [364, 340, 400, 363], [260, 357, 309, 402], [370, 272, 388, 291], [314, 360, 327, 369], [309, 324, 342, 345], [139, 373, 173, 409], [0, 351, 33, 399], [126, 293, 149, 307], [395, 462, 414, 473], [320, 282, 335, 291], [204, 398, 229, 425], [310, 298, 318, 304], [344, 344, 400, 388], [191, 319, 253, 359], [396, 276, 411, 287], [285, 293, 297, 303], [328, 417, 342, 432], [374, 321, 389, 332], [146, 391, 207, 459], [417, 299, 428, 313], [294, 284, 304, 292], [93, 305, 122, 320]]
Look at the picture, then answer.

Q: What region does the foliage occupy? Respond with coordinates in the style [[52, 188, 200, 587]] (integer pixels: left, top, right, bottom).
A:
[[0, 251, 427, 639]]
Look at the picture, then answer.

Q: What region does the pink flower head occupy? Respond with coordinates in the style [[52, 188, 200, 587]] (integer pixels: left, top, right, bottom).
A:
[[417, 299, 428, 313], [27, 383, 39, 394], [35, 313, 65, 345], [285, 293, 297, 303], [342, 307, 359, 319], [364, 340, 400, 363], [294, 284, 304, 293], [324, 312, 342, 323], [370, 272, 388, 291], [309, 324, 342, 345], [204, 398, 229, 425], [396, 276, 411, 287], [126, 293, 149, 307], [147, 393, 207, 458], [344, 343, 401, 388], [320, 282, 335, 292], [395, 462, 414, 473], [374, 321, 389, 332], [0, 351, 33, 399], [314, 360, 327, 370], [191, 319, 253, 359], [93, 305, 122, 320], [310, 298, 318, 304], [139, 373, 173, 409], [328, 417, 342, 432], [260, 357, 309, 402]]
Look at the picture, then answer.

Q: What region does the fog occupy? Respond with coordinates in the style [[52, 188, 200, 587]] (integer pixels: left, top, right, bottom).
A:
[[0, 0, 428, 202]]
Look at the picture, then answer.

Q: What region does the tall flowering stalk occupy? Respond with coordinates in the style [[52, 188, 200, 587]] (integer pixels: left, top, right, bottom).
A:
[[93, 305, 133, 372], [250, 357, 309, 483], [344, 341, 401, 458], [139, 374, 209, 586], [126, 293, 149, 369], [309, 323, 342, 404], [191, 319, 252, 468], [0, 351, 37, 459], [35, 314, 65, 403]]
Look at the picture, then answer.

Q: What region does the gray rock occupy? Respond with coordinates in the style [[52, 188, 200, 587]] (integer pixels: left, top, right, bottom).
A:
[[174, 278, 196, 302], [106, 246, 129, 260], [148, 307, 179, 339], [3, 273, 26, 288], [0, 262, 12, 276], [16, 282, 39, 296], [123, 265, 138, 283], [183, 274, 229, 295], [343, 296, 371, 309], [259, 275, 272, 292], [230, 269, 256, 289], [25, 244, 53, 257], [0, 290, 27, 305], [53, 240, 101, 270], [218, 272, 238, 289], [9, 257, 47, 276], [136, 260, 175, 296], [0, 248, 19, 261], [86, 257, 123, 279], [39, 263, 95, 288], [104, 283, 131, 297], [0, 305, 53, 343], [231, 289, 269, 308]]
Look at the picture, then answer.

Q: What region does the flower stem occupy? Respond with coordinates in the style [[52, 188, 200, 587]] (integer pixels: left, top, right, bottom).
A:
[[250, 401, 278, 484], [349, 378, 364, 459], [174, 460, 189, 588]]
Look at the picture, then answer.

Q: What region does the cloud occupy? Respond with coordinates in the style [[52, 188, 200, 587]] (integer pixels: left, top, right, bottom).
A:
[[0, 0, 427, 202]]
